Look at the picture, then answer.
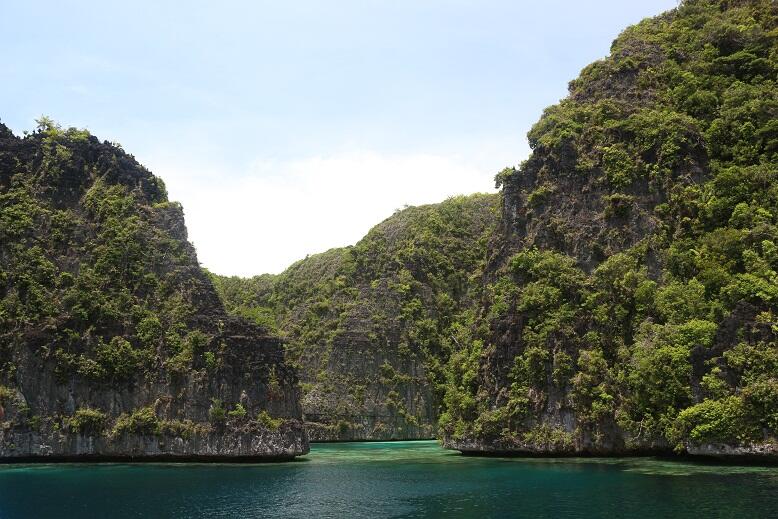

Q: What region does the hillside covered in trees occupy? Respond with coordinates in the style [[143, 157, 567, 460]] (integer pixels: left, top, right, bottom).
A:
[[442, 0, 778, 457], [0, 120, 307, 459], [214, 194, 499, 440], [1, 0, 776, 463], [218, 0, 778, 460]]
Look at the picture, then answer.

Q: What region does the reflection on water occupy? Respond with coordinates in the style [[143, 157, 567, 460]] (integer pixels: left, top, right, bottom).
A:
[[1, 441, 777, 518]]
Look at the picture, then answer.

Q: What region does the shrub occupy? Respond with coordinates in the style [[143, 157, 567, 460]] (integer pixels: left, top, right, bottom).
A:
[[158, 419, 210, 439], [473, 407, 509, 439], [136, 315, 163, 347], [603, 193, 633, 219], [670, 397, 759, 450], [601, 144, 638, 188], [522, 424, 574, 451], [655, 280, 708, 324], [228, 403, 247, 419], [208, 399, 227, 423], [204, 351, 217, 371], [527, 183, 556, 208], [623, 321, 718, 438], [166, 331, 209, 372], [95, 337, 151, 380], [742, 378, 778, 431], [112, 406, 159, 436], [68, 408, 107, 434], [257, 410, 283, 430], [0, 385, 16, 405]]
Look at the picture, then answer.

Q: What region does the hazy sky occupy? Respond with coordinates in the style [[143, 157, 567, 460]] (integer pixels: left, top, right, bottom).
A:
[[1, 0, 678, 276]]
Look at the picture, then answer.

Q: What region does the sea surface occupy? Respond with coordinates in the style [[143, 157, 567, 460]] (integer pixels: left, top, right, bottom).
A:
[[1, 440, 777, 518]]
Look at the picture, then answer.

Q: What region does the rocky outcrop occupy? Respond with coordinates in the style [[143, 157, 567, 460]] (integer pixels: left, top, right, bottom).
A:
[[0, 121, 308, 460], [686, 442, 778, 462], [214, 194, 499, 441], [441, 0, 778, 463], [0, 322, 308, 460], [0, 422, 307, 461], [301, 312, 438, 441]]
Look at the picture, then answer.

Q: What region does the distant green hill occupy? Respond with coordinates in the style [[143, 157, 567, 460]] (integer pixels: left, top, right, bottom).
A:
[[214, 193, 499, 440]]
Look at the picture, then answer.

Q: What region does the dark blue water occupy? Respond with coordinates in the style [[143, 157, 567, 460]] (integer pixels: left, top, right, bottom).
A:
[[1, 441, 777, 518]]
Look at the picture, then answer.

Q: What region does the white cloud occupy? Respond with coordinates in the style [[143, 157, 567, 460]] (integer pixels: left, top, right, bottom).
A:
[[147, 146, 522, 276]]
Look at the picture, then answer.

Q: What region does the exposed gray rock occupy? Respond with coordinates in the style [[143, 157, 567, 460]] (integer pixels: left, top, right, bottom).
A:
[[0, 421, 307, 461], [686, 442, 778, 462]]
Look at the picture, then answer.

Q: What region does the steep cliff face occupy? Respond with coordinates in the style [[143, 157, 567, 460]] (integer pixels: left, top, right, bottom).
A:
[[214, 194, 499, 440], [442, 0, 778, 460], [0, 121, 307, 460]]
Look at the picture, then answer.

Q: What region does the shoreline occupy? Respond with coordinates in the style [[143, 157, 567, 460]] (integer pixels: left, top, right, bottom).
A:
[[3, 439, 778, 467], [0, 453, 302, 464]]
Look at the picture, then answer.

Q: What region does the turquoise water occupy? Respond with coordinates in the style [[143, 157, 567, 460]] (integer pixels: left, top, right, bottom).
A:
[[1, 441, 777, 518]]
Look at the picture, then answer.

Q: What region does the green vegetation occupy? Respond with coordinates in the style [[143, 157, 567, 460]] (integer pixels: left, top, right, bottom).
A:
[[0, 117, 297, 456], [257, 410, 284, 430], [214, 193, 499, 437], [0, 385, 15, 403], [112, 406, 160, 437], [107, 406, 210, 439], [228, 403, 247, 419], [439, 0, 778, 452], [0, 118, 224, 385], [2, 0, 777, 457], [67, 408, 108, 434], [208, 399, 227, 424], [214, 0, 778, 452]]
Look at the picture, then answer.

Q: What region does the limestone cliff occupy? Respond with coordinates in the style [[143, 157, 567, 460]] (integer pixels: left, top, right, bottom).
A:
[[0, 121, 307, 460], [214, 194, 499, 440], [441, 0, 778, 461]]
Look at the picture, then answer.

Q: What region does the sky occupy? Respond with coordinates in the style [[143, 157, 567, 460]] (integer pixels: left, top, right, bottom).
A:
[[0, 0, 678, 276]]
